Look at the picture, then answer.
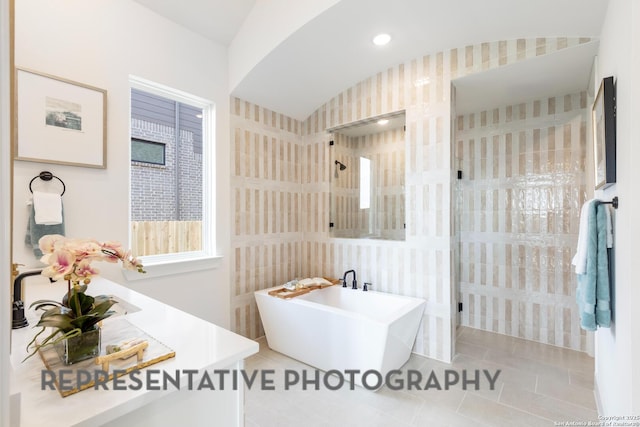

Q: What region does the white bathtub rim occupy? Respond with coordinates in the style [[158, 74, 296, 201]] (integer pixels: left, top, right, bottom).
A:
[[254, 286, 427, 325], [255, 285, 427, 304]]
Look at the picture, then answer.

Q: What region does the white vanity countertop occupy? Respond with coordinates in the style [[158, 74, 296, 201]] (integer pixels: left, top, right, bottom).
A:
[[10, 276, 259, 427]]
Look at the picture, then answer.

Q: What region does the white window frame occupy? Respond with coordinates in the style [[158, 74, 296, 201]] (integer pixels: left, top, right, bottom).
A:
[[125, 75, 219, 279]]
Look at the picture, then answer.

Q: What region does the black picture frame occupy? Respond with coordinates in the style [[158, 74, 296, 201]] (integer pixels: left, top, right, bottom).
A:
[[592, 76, 616, 189]]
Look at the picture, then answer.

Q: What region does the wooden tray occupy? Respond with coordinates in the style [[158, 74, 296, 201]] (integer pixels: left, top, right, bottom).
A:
[[37, 317, 175, 397], [268, 287, 313, 299], [268, 277, 340, 299]]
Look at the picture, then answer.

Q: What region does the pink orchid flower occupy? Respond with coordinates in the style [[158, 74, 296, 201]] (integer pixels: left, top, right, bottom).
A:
[[74, 259, 100, 279], [64, 238, 102, 261], [41, 249, 75, 281], [38, 234, 65, 255], [37, 235, 145, 284], [100, 241, 126, 262], [120, 250, 144, 271]]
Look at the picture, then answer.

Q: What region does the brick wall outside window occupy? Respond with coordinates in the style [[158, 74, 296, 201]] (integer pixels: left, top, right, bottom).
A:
[[131, 118, 202, 221]]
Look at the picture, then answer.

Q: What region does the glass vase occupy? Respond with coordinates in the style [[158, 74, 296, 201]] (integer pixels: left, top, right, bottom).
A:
[[54, 327, 101, 365]]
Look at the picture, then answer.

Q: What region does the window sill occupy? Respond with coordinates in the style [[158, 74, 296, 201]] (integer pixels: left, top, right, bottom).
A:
[[122, 254, 223, 281]]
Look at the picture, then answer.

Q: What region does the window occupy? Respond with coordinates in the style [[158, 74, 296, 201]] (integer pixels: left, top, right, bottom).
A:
[[128, 76, 215, 270], [131, 138, 166, 165], [359, 156, 371, 210]]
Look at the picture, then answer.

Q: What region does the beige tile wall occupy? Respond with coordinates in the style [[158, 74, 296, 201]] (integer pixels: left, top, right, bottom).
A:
[[230, 98, 304, 339], [455, 92, 589, 352], [231, 37, 593, 362]]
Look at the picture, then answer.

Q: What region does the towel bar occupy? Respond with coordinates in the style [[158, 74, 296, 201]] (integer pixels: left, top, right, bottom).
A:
[[29, 171, 65, 196], [600, 196, 618, 209]]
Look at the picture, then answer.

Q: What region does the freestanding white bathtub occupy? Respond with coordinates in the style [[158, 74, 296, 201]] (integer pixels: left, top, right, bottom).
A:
[[254, 285, 426, 388]]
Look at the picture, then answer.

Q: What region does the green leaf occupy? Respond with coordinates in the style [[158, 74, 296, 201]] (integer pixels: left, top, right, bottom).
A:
[[68, 298, 116, 332], [40, 306, 69, 319], [23, 290, 119, 361], [74, 316, 101, 331], [70, 314, 98, 331], [29, 299, 63, 310], [22, 328, 82, 362], [93, 294, 116, 306], [23, 327, 47, 360], [35, 313, 75, 332], [62, 284, 89, 305], [91, 298, 117, 316], [66, 290, 95, 317]]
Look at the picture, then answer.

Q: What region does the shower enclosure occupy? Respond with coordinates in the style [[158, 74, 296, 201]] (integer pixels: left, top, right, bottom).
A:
[[453, 91, 591, 352], [328, 111, 406, 240]]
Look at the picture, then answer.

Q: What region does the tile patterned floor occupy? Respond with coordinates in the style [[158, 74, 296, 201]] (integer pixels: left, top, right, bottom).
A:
[[244, 327, 597, 426]]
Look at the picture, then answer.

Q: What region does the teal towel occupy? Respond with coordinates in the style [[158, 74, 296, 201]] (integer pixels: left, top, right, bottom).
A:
[[25, 203, 65, 259], [576, 201, 611, 330]]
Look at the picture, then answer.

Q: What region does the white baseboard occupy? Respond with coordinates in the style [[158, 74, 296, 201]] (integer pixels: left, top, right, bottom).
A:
[[594, 375, 604, 416]]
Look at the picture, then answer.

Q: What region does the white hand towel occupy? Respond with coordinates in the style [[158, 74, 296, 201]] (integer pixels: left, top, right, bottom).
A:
[[572, 199, 594, 275], [298, 277, 332, 287], [33, 191, 63, 225], [312, 277, 332, 286]]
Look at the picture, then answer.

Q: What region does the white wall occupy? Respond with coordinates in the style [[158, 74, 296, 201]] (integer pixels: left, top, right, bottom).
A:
[[13, 0, 232, 328], [633, 3, 640, 413], [1, 0, 12, 423], [594, 0, 640, 415]]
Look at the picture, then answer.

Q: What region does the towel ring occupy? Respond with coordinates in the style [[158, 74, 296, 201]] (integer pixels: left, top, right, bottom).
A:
[[29, 171, 66, 196]]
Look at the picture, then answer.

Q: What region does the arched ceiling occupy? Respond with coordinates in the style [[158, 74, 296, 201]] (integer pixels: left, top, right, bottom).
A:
[[134, 0, 610, 121]]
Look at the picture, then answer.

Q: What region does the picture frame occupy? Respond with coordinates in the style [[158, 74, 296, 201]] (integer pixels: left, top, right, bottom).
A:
[[592, 76, 616, 190], [14, 68, 107, 168]]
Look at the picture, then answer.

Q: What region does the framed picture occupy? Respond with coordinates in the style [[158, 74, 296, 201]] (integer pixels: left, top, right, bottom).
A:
[[592, 76, 616, 189], [15, 68, 107, 168]]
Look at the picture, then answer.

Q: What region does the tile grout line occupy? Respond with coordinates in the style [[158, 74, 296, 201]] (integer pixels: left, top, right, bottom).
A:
[[455, 390, 467, 414], [409, 400, 425, 426], [464, 391, 556, 425], [494, 397, 557, 424], [496, 382, 505, 403]]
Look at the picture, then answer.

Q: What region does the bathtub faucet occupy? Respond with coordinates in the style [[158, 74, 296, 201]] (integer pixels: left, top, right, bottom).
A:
[[342, 269, 357, 290]]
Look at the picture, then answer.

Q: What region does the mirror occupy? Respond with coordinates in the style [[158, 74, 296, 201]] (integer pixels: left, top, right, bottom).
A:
[[329, 111, 406, 240]]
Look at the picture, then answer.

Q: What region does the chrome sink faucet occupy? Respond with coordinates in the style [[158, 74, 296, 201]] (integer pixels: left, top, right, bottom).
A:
[[342, 269, 357, 290]]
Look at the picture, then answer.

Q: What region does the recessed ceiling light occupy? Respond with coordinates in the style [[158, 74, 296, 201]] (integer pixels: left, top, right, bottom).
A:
[[377, 119, 389, 125], [373, 33, 391, 46]]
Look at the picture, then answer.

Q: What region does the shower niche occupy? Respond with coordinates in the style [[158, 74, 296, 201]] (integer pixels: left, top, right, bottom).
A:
[[328, 111, 406, 240]]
